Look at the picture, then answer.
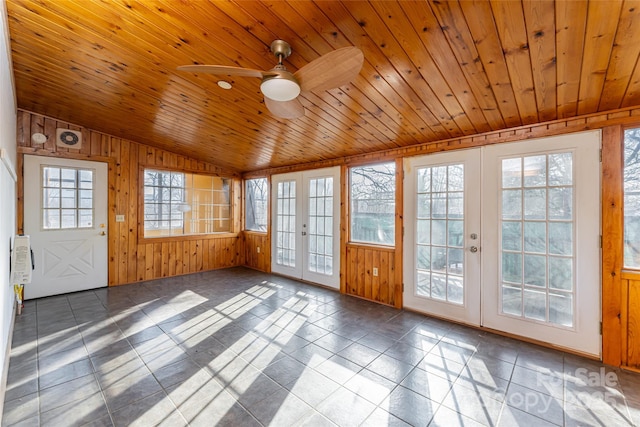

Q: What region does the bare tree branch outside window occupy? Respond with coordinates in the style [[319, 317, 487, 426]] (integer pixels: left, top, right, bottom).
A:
[[246, 178, 268, 232], [350, 163, 396, 245]]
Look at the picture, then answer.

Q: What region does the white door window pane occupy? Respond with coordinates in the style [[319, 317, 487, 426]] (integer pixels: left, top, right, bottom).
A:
[[41, 166, 94, 230]]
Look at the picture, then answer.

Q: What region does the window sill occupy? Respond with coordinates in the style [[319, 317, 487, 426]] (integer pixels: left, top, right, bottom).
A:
[[138, 232, 239, 244], [346, 241, 395, 252]]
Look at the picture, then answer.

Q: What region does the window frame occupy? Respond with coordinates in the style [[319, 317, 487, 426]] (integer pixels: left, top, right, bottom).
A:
[[138, 166, 238, 243], [244, 177, 269, 233], [348, 161, 397, 247]]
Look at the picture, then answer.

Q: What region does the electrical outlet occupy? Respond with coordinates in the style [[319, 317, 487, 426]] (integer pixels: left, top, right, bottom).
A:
[[115, 215, 125, 222], [256, 246, 260, 254], [373, 267, 379, 277]]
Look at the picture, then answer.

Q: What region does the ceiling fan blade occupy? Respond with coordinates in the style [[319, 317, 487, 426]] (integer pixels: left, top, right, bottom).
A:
[[264, 97, 305, 119], [294, 47, 364, 93], [177, 65, 265, 78]]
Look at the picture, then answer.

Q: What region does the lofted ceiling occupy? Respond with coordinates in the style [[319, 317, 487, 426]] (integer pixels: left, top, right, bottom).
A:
[[6, 0, 640, 173]]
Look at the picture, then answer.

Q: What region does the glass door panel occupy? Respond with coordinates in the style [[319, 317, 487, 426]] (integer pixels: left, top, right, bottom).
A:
[[404, 149, 481, 326], [483, 131, 601, 356], [271, 167, 340, 289]]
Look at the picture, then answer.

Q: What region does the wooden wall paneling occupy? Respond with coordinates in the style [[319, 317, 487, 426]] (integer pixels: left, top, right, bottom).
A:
[[602, 125, 624, 366], [364, 249, 373, 299], [16, 111, 244, 288]]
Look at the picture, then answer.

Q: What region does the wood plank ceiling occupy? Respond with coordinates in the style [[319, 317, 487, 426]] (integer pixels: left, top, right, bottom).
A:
[[6, 0, 640, 173]]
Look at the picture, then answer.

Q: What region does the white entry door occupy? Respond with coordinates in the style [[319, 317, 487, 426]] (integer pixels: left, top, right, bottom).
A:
[[404, 149, 481, 325], [271, 167, 340, 289], [24, 155, 108, 299], [483, 131, 601, 356]]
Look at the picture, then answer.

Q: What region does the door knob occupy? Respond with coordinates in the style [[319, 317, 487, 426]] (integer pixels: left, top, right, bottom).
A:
[[100, 231, 106, 236], [470, 246, 478, 253]]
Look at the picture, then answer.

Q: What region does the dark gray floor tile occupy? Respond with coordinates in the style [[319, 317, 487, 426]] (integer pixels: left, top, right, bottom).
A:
[[313, 332, 353, 353], [262, 354, 309, 386], [511, 365, 564, 400], [2, 392, 39, 426], [111, 390, 186, 427], [39, 374, 101, 413], [344, 368, 396, 405], [337, 341, 381, 367], [285, 369, 341, 407], [428, 405, 486, 427], [246, 386, 313, 426], [102, 373, 164, 413], [361, 407, 411, 426], [382, 385, 438, 427], [38, 357, 94, 390], [40, 391, 110, 427], [365, 353, 414, 383], [499, 405, 560, 426], [288, 342, 334, 368], [315, 354, 361, 385], [400, 366, 454, 403], [505, 382, 564, 426], [442, 382, 504, 426], [316, 387, 376, 427], [151, 358, 203, 389], [384, 341, 428, 366]]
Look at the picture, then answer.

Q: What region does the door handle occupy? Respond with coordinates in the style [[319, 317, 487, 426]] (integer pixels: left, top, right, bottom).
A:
[[100, 231, 106, 236], [301, 231, 307, 236], [469, 246, 478, 253]]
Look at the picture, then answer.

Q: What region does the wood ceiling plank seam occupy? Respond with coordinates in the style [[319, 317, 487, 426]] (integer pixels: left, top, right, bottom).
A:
[[164, 0, 374, 152], [241, 0, 397, 143], [10, 0, 322, 152], [11, 43, 330, 170], [11, 74, 283, 171], [299, 89, 396, 148], [602, 1, 640, 111], [285, 0, 423, 142], [10, 58, 288, 153], [577, 0, 624, 115], [489, 0, 539, 125], [555, 0, 588, 119], [522, 0, 558, 123], [373, 0, 493, 135], [409, 0, 506, 132], [455, 0, 523, 128], [313, 0, 451, 140], [342, 1, 472, 137], [220, 0, 392, 149]]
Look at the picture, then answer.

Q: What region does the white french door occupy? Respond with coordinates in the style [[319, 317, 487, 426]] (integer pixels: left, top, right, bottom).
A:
[[24, 155, 108, 300], [271, 167, 340, 289], [482, 131, 601, 356], [404, 149, 481, 325], [404, 131, 601, 356]]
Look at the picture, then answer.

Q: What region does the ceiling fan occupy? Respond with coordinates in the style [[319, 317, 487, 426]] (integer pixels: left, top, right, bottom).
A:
[[178, 40, 364, 119]]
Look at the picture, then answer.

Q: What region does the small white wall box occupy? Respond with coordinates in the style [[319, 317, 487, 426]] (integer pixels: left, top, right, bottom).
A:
[[56, 128, 83, 150], [11, 235, 33, 284]]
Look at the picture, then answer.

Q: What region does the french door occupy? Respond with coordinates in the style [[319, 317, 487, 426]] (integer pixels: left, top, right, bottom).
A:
[[483, 132, 601, 356], [404, 131, 601, 356], [404, 149, 481, 325], [271, 167, 340, 289]]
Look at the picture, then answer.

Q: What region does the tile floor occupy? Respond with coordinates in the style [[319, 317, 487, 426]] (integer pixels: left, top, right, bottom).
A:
[[3, 267, 640, 426]]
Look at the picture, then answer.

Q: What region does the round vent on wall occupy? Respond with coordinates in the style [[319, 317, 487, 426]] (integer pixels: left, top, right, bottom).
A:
[[56, 128, 82, 150]]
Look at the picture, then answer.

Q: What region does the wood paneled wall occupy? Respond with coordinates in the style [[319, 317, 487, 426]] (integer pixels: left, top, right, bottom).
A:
[[16, 110, 243, 286], [621, 271, 640, 370], [345, 244, 397, 307], [242, 231, 270, 273]]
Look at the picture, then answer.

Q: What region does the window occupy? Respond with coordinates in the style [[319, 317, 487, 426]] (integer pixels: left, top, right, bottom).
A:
[[350, 162, 396, 245], [143, 169, 231, 237], [245, 178, 268, 232], [42, 166, 94, 229], [625, 128, 640, 268]]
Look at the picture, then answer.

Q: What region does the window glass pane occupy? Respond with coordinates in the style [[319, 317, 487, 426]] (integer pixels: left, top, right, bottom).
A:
[[350, 163, 395, 245], [623, 129, 640, 268], [41, 167, 93, 230], [143, 169, 231, 237], [500, 153, 575, 327]]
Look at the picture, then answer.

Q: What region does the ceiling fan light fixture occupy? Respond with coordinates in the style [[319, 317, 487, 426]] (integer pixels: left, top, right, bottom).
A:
[[260, 74, 300, 102]]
